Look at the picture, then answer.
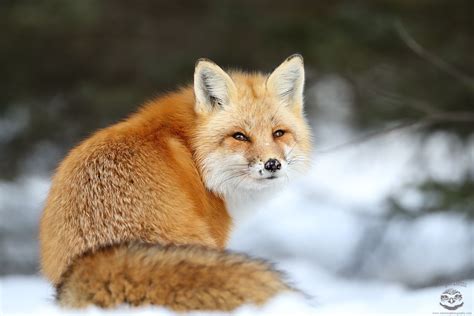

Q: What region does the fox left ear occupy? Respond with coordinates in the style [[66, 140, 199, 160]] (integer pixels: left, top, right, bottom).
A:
[[194, 58, 236, 113], [267, 54, 305, 110]]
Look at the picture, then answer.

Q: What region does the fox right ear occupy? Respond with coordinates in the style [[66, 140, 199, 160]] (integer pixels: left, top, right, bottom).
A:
[[267, 54, 305, 110], [194, 59, 236, 113]]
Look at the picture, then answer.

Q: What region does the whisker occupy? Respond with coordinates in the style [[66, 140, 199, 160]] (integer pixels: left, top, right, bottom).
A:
[[287, 157, 309, 166], [219, 171, 246, 185], [234, 174, 248, 188], [220, 171, 248, 185], [285, 143, 298, 159]]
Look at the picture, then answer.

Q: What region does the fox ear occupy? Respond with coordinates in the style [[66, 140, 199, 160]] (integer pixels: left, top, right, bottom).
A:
[[194, 58, 236, 113], [267, 54, 305, 109]]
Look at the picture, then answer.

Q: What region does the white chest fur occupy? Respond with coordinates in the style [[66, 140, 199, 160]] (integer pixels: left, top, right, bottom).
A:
[[224, 189, 276, 230]]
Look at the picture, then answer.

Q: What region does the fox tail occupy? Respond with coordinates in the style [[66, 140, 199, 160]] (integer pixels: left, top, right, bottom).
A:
[[56, 242, 294, 311]]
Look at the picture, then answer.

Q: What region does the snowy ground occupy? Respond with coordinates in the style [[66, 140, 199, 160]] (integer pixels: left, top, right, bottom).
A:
[[1, 276, 472, 315], [1, 126, 472, 315], [1, 77, 473, 314]]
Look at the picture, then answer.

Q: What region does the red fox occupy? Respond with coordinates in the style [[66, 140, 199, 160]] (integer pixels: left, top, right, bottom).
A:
[[39, 54, 312, 311]]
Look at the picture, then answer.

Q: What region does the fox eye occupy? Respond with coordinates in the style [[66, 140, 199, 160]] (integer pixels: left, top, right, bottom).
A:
[[232, 132, 249, 141], [273, 130, 285, 138]]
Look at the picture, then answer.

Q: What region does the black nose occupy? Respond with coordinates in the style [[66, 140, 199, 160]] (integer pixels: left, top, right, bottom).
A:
[[264, 159, 281, 173]]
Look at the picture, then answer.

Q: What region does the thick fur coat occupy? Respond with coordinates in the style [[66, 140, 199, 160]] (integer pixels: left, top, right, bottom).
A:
[[39, 55, 311, 311]]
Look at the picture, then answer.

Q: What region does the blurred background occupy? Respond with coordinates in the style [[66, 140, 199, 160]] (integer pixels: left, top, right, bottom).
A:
[[0, 0, 473, 313]]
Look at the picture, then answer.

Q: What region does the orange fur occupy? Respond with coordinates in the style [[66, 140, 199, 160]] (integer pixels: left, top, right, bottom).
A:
[[40, 87, 230, 285], [39, 55, 311, 311], [57, 242, 292, 311]]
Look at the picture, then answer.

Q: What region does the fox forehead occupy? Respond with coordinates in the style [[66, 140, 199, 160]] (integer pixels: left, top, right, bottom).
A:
[[229, 71, 268, 100], [212, 72, 296, 130]]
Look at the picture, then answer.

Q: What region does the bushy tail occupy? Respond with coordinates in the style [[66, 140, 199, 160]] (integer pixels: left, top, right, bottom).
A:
[[56, 242, 293, 311]]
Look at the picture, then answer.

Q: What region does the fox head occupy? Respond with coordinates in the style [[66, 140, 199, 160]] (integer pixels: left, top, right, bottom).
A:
[[192, 55, 312, 197]]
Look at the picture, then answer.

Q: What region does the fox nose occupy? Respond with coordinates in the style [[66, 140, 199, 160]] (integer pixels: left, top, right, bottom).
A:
[[264, 159, 281, 173]]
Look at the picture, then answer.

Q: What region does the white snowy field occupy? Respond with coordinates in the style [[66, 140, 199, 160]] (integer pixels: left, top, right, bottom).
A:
[[1, 274, 472, 315], [1, 76, 473, 314], [1, 126, 473, 315]]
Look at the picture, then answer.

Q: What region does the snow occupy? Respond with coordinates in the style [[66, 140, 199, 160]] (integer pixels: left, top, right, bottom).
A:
[[0, 176, 50, 275], [2, 128, 472, 314], [1, 276, 472, 315], [1, 77, 473, 314]]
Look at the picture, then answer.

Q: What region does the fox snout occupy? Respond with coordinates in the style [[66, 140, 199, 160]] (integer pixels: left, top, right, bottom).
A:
[[248, 157, 286, 181], [264, 159, 281, 173]]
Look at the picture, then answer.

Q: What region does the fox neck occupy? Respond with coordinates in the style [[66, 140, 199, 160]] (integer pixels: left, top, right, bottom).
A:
[[223, 188, 279, 230]]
